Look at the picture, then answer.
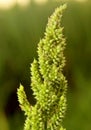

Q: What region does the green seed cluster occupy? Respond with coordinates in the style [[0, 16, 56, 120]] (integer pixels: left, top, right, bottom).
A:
[[17, 4, 67, 130]]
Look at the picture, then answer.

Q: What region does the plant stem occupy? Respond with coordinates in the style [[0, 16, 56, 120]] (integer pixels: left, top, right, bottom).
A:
[[44, 119, 47, 130]]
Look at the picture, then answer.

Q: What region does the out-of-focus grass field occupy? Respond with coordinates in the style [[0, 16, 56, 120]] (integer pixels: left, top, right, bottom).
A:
[[0, 0, 91, 130]]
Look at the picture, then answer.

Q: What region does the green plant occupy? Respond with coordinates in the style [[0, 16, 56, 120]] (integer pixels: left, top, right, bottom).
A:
[[17, 4, 67, 130]]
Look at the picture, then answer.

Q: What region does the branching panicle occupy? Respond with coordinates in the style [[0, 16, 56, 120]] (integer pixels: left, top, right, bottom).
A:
[[17, 4, 67, 130]]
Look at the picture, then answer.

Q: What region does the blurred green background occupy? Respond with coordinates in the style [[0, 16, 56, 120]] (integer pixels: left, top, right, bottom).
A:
[[0, 0, 91, 130]]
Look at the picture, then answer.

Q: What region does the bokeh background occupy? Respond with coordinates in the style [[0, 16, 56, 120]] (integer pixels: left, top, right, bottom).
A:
[[0, 0, 91, 130]]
